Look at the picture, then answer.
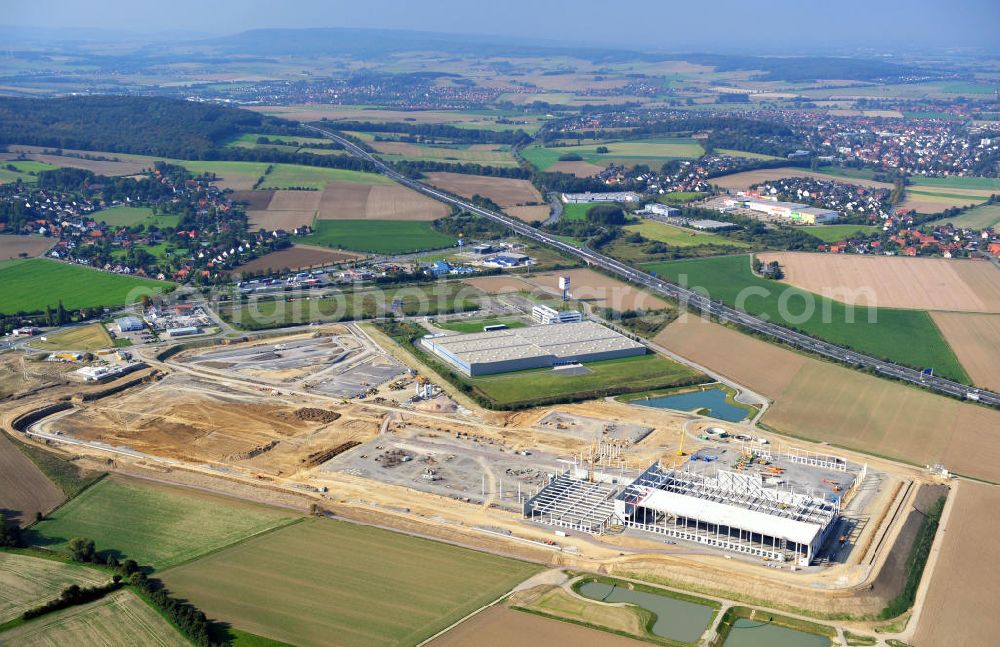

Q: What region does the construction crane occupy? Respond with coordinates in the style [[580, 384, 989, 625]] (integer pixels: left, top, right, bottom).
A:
[[677, 427, 686, 456]]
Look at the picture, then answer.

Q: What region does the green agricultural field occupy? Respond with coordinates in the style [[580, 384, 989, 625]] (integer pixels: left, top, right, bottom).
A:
[[523, 137, 704, 171], [560, 202, 603, 221], [29, 477, 299, 570], [0, 259, 171, 315], [304, 219, 455, 253], [0, 160, 59, 184], [467, 353, 705, 407], [434, 316, 527, 333], [228, 133, 333, 148], [926, 203, 1000, 229], [909, 176, 1000, 192], [656, 191, 706, 204], [0, 552, 109, 624], [161, 518, 541, 647], [260, 165, 393, 190], [0, 589, 189, 647], [225, 282, 483, 329], [801, 224, 881, 243], [90, 206, 155, 227], [372, 141, 518, 166], [626, 221, 749, 248], [646, 255, 968, 381]]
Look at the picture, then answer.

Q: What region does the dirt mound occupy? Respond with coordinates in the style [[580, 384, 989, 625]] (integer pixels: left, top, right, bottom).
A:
[[293, 408, 341, 423], [301, 441, 361, 467]]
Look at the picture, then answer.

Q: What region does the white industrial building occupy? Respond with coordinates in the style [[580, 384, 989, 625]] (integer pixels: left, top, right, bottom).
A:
[[731, 196, 840, 224], [420, 321, 646, 377], [115, 316, 145, 332], [531, 304, 583, 325]]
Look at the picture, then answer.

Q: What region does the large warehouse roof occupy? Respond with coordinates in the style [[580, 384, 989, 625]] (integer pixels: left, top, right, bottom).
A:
[[426, 321, 644, 366], [636, 488, 823, 546]]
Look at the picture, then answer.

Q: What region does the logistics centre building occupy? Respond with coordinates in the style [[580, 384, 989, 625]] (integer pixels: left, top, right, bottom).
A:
[[420, 321, 646, 376]]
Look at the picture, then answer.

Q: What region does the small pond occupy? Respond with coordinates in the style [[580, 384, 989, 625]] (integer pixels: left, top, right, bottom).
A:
[[631, 387, 749, 422], [722, 617, 832, 647], [577, 580, 714, 643]]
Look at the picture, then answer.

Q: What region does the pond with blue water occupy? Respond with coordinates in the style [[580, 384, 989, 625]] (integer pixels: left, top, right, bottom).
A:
[[630, 386, 750, 422], [722, 618, 832, 647]]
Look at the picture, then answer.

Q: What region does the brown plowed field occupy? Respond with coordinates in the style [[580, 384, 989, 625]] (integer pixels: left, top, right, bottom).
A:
[[237, 245, 364, 274], [506, 205, 551, 222], [424, 172, 543, 207], [267, 190, 323, 212], [317, 182, 449, 221], [0, 236, 53, 259], [247, 209, 316, 230], [529, 269, 669, 311], [429, 606, 650, 647], [711, 168, 893, 191], [463, 275, 534, 294], [655, 316, 1000, 483], [758, 252, 1000, 312], [548, 160, 604, 177], [0, 432, 64, 527], [930, 312, 1000, 392], [231, 190, 275, 210], [912, 480, 1000, 647]]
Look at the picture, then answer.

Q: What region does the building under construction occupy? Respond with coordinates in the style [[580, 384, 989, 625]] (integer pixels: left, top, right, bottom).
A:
[[523, 443, 859, 566]]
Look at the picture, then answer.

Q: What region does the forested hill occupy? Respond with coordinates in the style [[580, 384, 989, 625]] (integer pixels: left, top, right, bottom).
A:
[[0, 96, 302, 159]]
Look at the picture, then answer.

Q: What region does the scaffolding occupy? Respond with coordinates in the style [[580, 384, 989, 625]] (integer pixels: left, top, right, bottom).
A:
[[523, 473, 620, 534]]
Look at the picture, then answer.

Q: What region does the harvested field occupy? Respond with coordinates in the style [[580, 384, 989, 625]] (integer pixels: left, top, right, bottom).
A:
[[0, 432, 65, 527], [757, 252, 1000, 313], [318, 181, 449, 221], [161, 517, 540, 647], [547, 160, 604, 177], [29, 475, 298, 569], [237, 245, 363, 274], [19, 153, 149, 176], [900, 190, 988, 214], [424, 172, 543, 207], [267, 189, 323, 212], [231, 189, 275, 210], [912, 480, 1000, 647], [463, 275, 534, 294], [0, 235, 53, 259], [655, 317, 1000, 483], [0, 552, 108, 623], [247, 209, 316, 230], [370, 140, 517, 166], [0, 589, 188, 647], [711, 168, 893, 191], [29, 323, 113, 352], [429, 606, 651, 647], [507, 205, 551, 222], [930, 312, 1000, 392], [529, 269, 669, 311]]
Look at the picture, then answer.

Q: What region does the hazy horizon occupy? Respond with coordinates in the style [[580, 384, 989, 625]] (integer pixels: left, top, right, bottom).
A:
[[4, 0, 1000, 55]]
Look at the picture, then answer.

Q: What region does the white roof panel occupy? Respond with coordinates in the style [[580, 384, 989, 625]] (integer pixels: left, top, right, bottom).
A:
[[636, 488, 822, 546]]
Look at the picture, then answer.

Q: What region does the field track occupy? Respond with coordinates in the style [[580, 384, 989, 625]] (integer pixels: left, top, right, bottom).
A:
[[758, 252, 1000, 313], [930, 312, 1000, 392], [655, 317, 1000, 483], [0, 432, 64, 527]]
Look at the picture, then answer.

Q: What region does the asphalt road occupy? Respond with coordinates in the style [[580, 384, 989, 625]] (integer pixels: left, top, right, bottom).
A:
[[303, 124, 1000, 409]]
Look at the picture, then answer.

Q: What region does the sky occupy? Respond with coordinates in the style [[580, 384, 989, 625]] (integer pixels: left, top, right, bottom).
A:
[[4, 0, 1000, 53]]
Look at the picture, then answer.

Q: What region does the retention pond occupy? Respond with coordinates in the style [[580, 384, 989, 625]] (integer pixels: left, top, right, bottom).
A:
[[576, 580, 714, 643], [722, 618, 832, 647], [630, 386, 750, 422]]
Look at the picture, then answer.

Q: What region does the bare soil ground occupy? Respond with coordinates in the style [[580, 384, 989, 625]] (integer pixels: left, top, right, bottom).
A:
[[247, 209, 317, 230], [0, 431, 64, 526], [0, 236, 53, 259], [528, 269, 670, 311], [237, 245, 364, 274], [758, 252, 1000, 313], [463, 275, 535, 294], [711, 168, 893, 191], [912, 480, 1000, 647], [429, 606, 651, 647], [231, 190, 275, 210], [317, 181, 449, 221], [546, 160, 604, 177], [424, 172, 543, 207], [506, 205, 551, 222], [929, 312, 1000, 392], [657, 316, 1000, 483], [267, 189, 323, 212]]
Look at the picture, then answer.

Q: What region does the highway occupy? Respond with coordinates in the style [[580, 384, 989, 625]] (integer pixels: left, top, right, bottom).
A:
[[304, 124, 1000, 408]]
